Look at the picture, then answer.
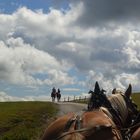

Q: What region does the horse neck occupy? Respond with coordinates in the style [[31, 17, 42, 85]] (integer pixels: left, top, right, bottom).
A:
[[109, 94, 128, 125]]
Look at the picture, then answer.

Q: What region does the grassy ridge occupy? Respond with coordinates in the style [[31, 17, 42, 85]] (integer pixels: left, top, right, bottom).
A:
[[132, 93, 140, 109], [0, 93, 139, 140], [0, 102, 58, 140]]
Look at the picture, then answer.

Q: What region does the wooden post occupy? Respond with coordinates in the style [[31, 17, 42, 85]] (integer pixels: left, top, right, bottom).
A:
[[74, 96, 75, 101], [85, 96, 86, 101]]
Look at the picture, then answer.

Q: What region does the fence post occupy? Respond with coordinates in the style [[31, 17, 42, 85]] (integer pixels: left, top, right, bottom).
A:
[[85, 96, 86, 101]]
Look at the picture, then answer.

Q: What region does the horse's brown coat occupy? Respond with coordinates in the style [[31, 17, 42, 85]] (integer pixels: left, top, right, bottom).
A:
[[42, 110, 122, 140], [131, 127, 140, 140], [42, 113, 75, 140]]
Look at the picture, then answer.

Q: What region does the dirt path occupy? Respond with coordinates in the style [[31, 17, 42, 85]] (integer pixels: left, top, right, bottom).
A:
[[56, 102, 87, 116]]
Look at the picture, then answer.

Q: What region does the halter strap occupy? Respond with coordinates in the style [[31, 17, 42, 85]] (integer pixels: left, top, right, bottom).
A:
[[63, 114, 82, 132]]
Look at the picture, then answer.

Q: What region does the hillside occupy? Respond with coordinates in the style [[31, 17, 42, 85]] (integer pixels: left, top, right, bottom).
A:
[[0, 93, 139, 140], [0, 102, 58, 140], [132, 93, 140, 109]]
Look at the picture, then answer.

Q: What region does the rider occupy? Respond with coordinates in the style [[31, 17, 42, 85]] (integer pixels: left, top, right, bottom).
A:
[[56, 88, 61, 101], [51, 87, 56, 101], [58, 88, 60, 94], [51, 87, 56, 95]]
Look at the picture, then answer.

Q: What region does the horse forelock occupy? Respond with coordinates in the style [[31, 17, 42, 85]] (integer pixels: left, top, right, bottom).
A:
[[109, 93, 128, 124]]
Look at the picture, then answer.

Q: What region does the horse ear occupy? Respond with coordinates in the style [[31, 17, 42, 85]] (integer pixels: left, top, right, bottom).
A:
[[112, 88, 116, 94], [125, 84, 132, 98], [94, 81, 100, 93]]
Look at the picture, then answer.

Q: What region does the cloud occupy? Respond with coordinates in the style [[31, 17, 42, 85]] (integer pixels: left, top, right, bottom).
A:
[[85, 70, 140, 94], [0, 2, 140, 98], [0, 91, 14, 101], [0, 91, 52, 101], [63, 88, 81, 92], [0, 37, 75, 86], [73, 0, 140, 27]]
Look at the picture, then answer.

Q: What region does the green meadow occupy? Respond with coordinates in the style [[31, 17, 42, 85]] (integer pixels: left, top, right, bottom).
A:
[[0, 93, 139, 140], [132, 93, 140, 109], [0, 102, 58, 140]]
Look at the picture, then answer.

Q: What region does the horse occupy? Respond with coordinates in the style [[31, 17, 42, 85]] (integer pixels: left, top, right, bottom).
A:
[[41, 111, 122, 140], [110, 85, 140, 140], [42, 82, 138, 140], [87, 82, 139, 139]]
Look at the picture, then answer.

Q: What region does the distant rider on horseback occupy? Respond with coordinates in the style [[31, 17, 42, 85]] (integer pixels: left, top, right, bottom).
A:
[[51, 87, 56, 102]]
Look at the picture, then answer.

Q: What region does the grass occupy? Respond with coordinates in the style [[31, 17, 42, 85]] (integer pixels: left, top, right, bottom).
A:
[[0, 101, 58, 140], [132, 93, 140, 110], [0, 93, 139, 140]]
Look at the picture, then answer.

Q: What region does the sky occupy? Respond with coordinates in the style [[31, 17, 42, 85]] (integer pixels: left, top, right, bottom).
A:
[[0, 0, 140, 101]]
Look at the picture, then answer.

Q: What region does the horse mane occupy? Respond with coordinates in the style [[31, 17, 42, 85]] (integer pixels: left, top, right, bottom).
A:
[[108, 92, 128, 125], [100, 107, 114, 121]]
